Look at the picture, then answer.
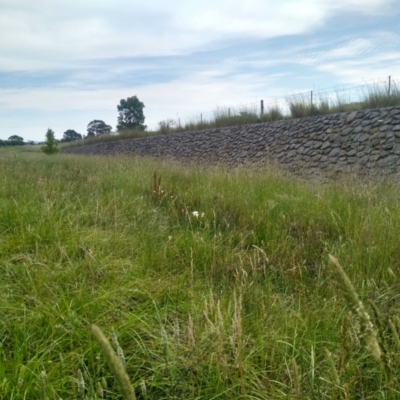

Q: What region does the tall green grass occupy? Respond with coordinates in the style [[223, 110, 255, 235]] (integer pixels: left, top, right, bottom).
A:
[[1, 152, 400, 398]]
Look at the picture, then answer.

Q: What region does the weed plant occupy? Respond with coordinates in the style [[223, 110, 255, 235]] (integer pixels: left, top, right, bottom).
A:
[[2, 152, 400, 398]]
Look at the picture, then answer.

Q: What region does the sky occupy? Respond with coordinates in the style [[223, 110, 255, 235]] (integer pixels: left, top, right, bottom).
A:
[[1, 0, 400, 142]]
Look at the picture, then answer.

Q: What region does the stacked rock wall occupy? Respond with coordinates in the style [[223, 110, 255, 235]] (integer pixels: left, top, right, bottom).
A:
[[63, 106, 400, 177]]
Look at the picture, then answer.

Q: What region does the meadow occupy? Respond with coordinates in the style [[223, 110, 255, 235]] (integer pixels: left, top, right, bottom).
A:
[[1, 149, 400, 399]]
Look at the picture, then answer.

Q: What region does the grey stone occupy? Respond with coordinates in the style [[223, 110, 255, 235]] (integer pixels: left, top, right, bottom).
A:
[[358, 134, 369, 142], [371, 138, 380, 146], [341, 127, 353, 136], [328, 148, 340, 157], [359, 156, 369, 165], [297, 146, 306, 154], [313, 141, 322, 149], [321, 141, 331, 150], [383, 142, 394, 151], [377, 155, 399, 167], [393, 145, 400, 155], [368, 111, 380, 119], [346, 111, 358, 123]]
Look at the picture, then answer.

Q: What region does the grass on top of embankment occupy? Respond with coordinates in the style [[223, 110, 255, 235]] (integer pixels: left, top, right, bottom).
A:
[[1, 151, 400, 399]]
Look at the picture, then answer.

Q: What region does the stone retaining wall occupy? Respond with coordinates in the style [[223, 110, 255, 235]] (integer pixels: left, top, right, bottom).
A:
[[63, 106, 400, 177]]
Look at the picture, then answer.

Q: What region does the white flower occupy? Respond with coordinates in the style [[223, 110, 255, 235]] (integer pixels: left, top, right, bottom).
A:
[[191, 211, 204, 218]]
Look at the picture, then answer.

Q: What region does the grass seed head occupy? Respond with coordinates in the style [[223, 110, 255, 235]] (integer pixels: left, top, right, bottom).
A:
[[91, 324, 136, 400], [328, 255, 381, 362]]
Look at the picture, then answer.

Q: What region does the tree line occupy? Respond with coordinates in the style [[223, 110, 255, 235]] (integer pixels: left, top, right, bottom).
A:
[[0, 135, 36, 147], [60, 95, 146, 143], [2, 95, 146, 149]]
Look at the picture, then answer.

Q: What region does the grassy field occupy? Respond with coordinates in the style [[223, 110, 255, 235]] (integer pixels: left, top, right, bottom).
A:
[[1, 151, 400, 399]]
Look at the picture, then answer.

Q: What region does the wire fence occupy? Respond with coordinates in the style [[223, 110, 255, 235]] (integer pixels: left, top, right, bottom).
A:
[[157, 74, 399, 130]]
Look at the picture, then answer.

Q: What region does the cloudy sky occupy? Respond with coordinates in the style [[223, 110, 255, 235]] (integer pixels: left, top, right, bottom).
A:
[[1, 0, 400, 142]]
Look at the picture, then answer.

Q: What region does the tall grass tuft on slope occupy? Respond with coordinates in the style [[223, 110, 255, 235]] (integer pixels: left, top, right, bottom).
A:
[[1, 151, 400, 398], [361, 80, 400, 109]]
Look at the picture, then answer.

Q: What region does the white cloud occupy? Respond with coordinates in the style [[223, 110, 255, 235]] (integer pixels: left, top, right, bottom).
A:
[[0, 0, 395, 71]]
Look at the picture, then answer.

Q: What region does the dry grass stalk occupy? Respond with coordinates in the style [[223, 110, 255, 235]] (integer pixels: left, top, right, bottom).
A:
[[111, 327, 126, 366], [338, 315, 352, 374], [77, 369, 85, 399], [39, 370, 47, 400], [173, 318, 180, 346], [152, 171, 161, 197], [328, 255, 381, 362], [230, 291, 243, 363], [230, 291, 245, 394], [368, 300, 391, 374], [325, 348, 340, 386], [161, 326, 169, 362], [17, 365, 26, 388], [91, 324, 137, 400], [140, 380, 147, 398], [96, 381, 104, 398], [187, 314, 195, 349], [389, 319, 400, 351], [290, 357, 301, 399]]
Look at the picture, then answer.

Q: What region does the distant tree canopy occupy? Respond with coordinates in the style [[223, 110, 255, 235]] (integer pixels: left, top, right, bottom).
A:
[[0, 135, 25, 147], [117, 96, 146, 131], [87, 120, 112, 137], [8, 135, 24, 142], [62, 129, 82, 142], [0, 139, 22, 147]]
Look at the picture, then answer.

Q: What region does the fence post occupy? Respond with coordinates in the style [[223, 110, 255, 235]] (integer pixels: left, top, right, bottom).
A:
[[200, 113, 202, 124], [228, 108, 231, 118], [260, 100, 264, 117], [178, 118, 180, 128], [388, 75, 391, 96], [310, 90, 313, 106]]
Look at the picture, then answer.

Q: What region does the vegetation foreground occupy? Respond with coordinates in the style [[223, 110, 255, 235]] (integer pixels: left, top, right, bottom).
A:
[[1, 151, 400, 399]]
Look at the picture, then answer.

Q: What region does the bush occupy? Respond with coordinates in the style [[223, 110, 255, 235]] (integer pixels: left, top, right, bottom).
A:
[[41, 129, 59, 155]]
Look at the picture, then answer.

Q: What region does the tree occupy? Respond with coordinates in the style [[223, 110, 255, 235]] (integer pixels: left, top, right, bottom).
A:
[[87, 120, 112, 137], [62, 129, 82, 142], [117, 96, 146, 131], [41, 129, 59, 155], [8, 135, 24, 142]]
